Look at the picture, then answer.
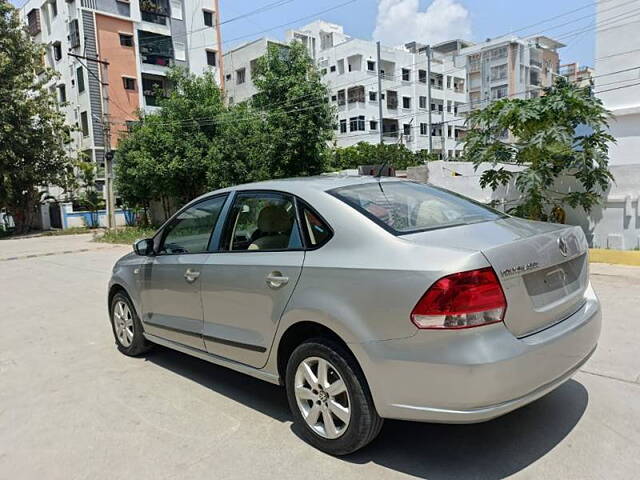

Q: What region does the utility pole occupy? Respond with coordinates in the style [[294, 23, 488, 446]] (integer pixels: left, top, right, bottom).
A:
[[376, 41, 384, 145], [425, 45, 433, 154], [68, 52, 115, 229]]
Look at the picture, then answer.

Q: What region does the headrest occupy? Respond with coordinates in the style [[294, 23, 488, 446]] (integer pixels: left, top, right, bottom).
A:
[[257, 205, 292, 234]]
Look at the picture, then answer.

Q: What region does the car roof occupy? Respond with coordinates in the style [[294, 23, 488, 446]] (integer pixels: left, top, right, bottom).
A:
[[204, 175, 406, 197]]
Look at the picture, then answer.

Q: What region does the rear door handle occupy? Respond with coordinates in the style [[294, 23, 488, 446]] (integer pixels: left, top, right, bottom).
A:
[[184, 268, 200, 283], [266, 271, 289, 289]]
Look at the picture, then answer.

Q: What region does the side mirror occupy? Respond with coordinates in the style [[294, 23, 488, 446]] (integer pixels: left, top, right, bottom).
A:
[[133, 238, 155, 256]]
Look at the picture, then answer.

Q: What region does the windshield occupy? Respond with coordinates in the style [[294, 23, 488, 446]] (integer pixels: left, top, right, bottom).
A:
[[330, 181, 504, 234]]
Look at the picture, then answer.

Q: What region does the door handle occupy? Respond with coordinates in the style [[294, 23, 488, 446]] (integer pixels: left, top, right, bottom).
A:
[[266, 271, 289, 289], [184, 268, 200, 283]]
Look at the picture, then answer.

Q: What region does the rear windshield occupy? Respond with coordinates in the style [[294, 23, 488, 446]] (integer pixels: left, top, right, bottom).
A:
[[330, 181, 504, 235]]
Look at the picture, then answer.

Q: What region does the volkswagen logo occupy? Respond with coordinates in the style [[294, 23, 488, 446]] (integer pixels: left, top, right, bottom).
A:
[[558, 237, 569, 257]]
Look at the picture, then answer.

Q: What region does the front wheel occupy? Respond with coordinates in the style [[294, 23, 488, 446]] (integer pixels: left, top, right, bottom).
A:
[[110, 292, 152, 356], [285, 338, 383, 455]]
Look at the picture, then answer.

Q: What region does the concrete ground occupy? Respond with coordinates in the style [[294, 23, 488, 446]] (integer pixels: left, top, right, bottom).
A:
[[0, 235, 639, 480]]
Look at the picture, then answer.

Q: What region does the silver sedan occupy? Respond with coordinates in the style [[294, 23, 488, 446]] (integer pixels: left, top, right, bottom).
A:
[[108, 176, 601, 455]]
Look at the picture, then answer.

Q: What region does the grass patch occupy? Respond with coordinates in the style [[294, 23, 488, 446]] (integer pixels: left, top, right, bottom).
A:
[[43, 227, 94, 236], [590, 248, 640, 267], [95, 226, 157, 245]]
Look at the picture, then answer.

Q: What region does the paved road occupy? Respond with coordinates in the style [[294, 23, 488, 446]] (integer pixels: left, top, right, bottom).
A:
[[1, 235, 639, 479]]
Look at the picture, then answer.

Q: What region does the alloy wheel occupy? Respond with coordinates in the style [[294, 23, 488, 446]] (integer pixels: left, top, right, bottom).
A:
[[113, 300, 134, 347], [294, 356, 351, 439]]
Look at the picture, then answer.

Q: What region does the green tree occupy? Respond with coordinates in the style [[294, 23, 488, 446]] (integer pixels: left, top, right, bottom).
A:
[[115, 68, 225, 218], [250, 41, 335, 178], [464, 77, 614, 221], [329, 142, 437, 172], [0, 2, 72, 233]]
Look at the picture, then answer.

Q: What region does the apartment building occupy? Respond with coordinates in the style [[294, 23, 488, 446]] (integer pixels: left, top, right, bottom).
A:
[[560, 62, 594, 89], [20, 0, 223, 185], [224, 21, 469, 159], [459, 35, 564, 111]]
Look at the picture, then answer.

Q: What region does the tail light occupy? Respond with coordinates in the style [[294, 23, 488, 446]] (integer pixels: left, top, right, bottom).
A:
[[411, 267, 507, 329]]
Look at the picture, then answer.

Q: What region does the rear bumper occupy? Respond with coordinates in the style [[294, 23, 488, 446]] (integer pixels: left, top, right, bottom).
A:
[[350, 283, 601, 423]]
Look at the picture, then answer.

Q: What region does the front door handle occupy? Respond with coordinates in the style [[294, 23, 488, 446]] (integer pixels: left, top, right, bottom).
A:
[[184, 268, 200, 283], [266, 271, 289, 289]]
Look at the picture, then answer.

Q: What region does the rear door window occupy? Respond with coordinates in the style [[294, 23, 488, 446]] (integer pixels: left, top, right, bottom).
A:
[[330, 181, 503, 234], [299, 203, 332, 248], [223, 193, 302, 251]]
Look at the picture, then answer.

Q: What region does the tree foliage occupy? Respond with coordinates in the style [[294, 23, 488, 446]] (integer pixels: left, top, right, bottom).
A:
[[464, 78, 614, 221], [0, 2, 72, 232], [330, 142, 438, 171], [115, 41, 335, 220], [115, 68, 225, 214]]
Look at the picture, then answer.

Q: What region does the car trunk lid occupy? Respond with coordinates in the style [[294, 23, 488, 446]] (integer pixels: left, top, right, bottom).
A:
[[402, 217, 590, 337]]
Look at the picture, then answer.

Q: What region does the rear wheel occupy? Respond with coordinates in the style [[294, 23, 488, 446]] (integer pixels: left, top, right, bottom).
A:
[[285, 338, 383, 455], [110, 292, 152, 356]]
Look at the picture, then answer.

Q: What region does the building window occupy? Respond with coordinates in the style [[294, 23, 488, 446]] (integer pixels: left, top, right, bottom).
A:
[[27, 9, 41, 36], [119, 33, 134, 47], [369, 91, 377, 101], [76, 66, 85, 93], [203, 9, 213, 27], [321, 68, 327, 75], [52, 41, 62, 61], [337, 89, 346, 106], [402, 68, 410, 81], [447, 125, 452, 137], [386, 90, 398, 109], [206, 50, 217, 66], [491, 84, 508, 100], [349, 116, 365, 132], [330, 65, 336, 72], [236, 68, 246, 84], [347, 85, 365, 103], [370, 120, 378, 130], [419, 96, 426, 109], [58, 84, 66, 103], [122, 77, 136, 90], [420, 123, 428, 135], [225, 73, 231, 81], [402, 96, 411, 109], [418, 69, 427, 83], [339, 119, 347, 133], [80, 111, 89, 137], [447, 100, 452, 113], [446, 76, 451, 89], [403, 124, 411, 136], [491, 46, 508, 60], [69, 19, 80, 48], [367, 60, 375, 71], [490, 64, 507, 81], [331, 95, 337, 102]]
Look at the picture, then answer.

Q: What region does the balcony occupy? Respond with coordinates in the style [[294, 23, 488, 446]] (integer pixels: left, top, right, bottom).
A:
[[139, 30, 173, 67], [26, 9, 41, 36], [140, 0, 170, 25], [142, 74, 167, 107]]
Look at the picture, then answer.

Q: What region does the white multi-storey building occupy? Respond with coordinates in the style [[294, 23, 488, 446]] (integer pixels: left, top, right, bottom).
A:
[[457, 35, 564, 111], [224, 21, 469, 158], [20, 0, 223, 185]]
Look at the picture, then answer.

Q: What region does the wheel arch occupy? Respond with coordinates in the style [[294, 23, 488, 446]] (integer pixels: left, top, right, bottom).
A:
[[276, 321, 364, 386]]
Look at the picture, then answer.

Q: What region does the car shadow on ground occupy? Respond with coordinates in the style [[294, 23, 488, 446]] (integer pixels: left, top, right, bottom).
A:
[[146, 346, 588, 479]]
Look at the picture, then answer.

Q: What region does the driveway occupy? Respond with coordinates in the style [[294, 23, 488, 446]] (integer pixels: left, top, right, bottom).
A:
[[0, 234, 638, 479]]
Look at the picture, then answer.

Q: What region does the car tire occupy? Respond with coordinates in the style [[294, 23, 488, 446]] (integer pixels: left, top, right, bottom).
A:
[[285, 338, 383, 455], [109, 292, 152, 357]]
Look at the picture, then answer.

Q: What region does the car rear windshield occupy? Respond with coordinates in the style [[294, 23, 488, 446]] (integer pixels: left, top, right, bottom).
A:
[[330, 181, 504, 235]]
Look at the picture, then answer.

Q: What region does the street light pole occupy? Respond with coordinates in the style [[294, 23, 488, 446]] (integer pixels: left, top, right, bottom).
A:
[[425, 45, 433, 154], [376, 41, 384, 145], [68, 52, 115, 229]]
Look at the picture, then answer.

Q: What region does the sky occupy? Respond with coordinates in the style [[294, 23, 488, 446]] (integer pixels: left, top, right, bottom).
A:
[[218, 0, 597, 67], [10, 0, 597, 66]]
